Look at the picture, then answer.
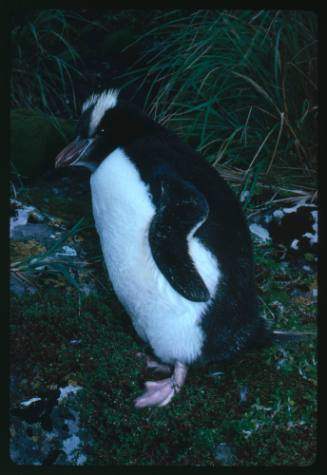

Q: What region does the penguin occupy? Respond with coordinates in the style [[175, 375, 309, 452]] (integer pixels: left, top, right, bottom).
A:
[[54, 89, 305, 408]]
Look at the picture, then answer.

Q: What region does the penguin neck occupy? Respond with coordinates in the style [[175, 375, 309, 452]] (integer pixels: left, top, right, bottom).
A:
[[90, 147, 156, 273], [90, 147, 155, 230], [110, 104, 162, 147]]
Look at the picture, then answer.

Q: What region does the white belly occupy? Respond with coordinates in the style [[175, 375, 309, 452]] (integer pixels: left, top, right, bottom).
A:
[[90, 148, 220, 364]]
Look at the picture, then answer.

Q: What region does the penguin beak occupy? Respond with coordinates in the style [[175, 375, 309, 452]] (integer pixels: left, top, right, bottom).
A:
[[55, 137, 94, 168]]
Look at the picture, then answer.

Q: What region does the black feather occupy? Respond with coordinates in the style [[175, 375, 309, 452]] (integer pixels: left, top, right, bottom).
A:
[[149, 174, 210, 302]]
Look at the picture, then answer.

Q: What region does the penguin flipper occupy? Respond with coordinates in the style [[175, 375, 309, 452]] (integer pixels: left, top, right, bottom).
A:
[[149, 175, 210, 302]]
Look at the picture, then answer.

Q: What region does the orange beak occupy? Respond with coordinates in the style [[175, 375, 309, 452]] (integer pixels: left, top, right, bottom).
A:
[[55, 137, 94, 168]]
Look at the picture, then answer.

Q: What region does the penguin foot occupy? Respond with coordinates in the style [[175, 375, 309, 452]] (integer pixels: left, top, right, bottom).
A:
[[134, 361, 188, 408], [136, 352, 172, 375], [146, 357, 172, 375]]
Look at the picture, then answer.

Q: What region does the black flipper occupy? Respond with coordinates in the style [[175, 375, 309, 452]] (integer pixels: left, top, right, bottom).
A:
[[149, 175, 210, 302]]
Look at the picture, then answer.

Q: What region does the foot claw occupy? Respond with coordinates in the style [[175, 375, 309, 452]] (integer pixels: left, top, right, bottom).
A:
[[134, 361, 188, 408], [146, 358, 172, 375], [134, 378, 175, 408]]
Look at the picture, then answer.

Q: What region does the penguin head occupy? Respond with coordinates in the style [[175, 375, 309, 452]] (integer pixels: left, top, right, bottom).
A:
[[55, 89, 157, 172]]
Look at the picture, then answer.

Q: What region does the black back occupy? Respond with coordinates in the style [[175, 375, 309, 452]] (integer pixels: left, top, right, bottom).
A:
[[83, 99, 271, 363], [118, 109, 270, 363]]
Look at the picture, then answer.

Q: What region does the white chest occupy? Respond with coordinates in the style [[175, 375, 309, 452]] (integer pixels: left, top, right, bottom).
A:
[[90, 148, 220, 364]]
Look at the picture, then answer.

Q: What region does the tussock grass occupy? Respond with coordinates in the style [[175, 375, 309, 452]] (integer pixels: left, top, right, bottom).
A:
[[11, 10, 317, 208], [11, 10, 86, 117], [121, 10, 317, 206], [10, 217, 88, 290]]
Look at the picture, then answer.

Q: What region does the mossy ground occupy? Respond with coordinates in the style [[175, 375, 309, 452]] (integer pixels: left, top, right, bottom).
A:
[[10, 184, 317, 466], [11, 110, 75, 179]]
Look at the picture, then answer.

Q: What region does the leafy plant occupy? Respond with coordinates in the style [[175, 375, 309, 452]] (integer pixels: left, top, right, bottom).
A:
[[11, 217, 87, 290]]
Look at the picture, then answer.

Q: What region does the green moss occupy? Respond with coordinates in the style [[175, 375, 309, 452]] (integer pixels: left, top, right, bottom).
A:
[[17, 186, 92, 225], [10, 189, 317, 466], [10, 109, 75, 178], [10, 274, 317, 465]]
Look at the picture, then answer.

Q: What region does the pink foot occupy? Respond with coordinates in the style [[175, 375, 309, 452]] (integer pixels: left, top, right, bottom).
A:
[[146, 357, 172, 375], [134, 361, 188, 408], [134, 378, 175, 408], [136, 352, 172, 375]]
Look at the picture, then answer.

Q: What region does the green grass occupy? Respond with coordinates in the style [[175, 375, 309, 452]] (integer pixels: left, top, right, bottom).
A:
[[11, 10, 86, 117], [10, 9, 160, 119], [11, 9, 317, 207], [120, 10, 317, 202]]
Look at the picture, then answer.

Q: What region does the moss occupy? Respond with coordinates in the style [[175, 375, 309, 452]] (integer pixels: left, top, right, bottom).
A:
[[10, 269, 317, 465], [10, 188, 317, 466], [10, 109, 75, 178], [10, 240, 47, 262], [17, 187, 92, 225]]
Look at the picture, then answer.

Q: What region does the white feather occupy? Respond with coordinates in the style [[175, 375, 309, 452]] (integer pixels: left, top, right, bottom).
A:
[[82, 93, 100, 113], [90, 148, 220, 364], [82, 89, 119, 136]]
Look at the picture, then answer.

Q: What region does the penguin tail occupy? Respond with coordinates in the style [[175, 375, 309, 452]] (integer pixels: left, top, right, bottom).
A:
[[272, 329, 316, 344]]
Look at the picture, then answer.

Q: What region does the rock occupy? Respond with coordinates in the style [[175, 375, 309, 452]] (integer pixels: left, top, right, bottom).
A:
[[28, 210, 46, 224], [10, 200, 56, 242], [10, 273, 37, 298], [250, 202, 318, 260], [58, 384, 82, 403], [266, 204, 318, 256], [311, 288, 318, 300], [208, 371, 224, 379], [10, 201, 36, 236], [214, 442, 237, 466], [10, 419, 45, 465], [79, 282, 97, 296], [249, 223, 271, 242], [11, 224, 56, 246], [10, 376, 90, 466], [55, 246, 77, 257], [239, 386, 248, 403]]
